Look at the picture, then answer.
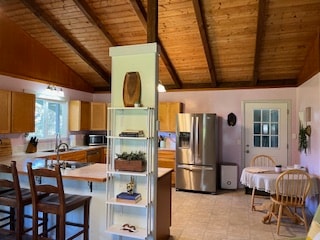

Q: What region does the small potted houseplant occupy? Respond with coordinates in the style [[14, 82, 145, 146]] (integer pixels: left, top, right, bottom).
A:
[[115, 151, 146, 172]]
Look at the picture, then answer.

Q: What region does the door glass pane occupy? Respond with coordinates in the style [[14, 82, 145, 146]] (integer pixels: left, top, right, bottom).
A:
[[253, 108, 279, 148], [271, 110, 278, 122], [254, 110, 261, 121], [271, 136, 278, 147], [271, 123, 278, 135], [262, 124, 269, 134], [254, 136, 260, 147], [262, 136, 269, 147], [254, 123, 261, 134], [262, 110, 269, 121]]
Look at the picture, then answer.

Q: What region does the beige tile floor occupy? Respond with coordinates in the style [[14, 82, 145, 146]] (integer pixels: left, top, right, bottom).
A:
[[169, 188, 309, 240]]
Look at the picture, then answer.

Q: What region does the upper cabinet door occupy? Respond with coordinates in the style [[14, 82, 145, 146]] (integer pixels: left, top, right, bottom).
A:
[[90, 102, 107, 131], [69, 100, 90, 131], [159, 102, 183, 132], [11, 92, 35, 133], [0, 90, 11, 133]]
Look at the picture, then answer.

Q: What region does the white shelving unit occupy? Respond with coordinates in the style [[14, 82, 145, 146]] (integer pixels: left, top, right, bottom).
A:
[[107, 43, 159, 239], [106, 107, 155, 239]]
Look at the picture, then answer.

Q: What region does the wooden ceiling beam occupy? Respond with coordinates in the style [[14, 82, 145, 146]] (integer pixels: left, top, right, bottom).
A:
[[252, 0, 267, 86], [128, 0, 182, 88], [164, 78, 297, 90], [20, 0, 111, 88], [73, 0, 117, 46], [192, 0, 217, 87]]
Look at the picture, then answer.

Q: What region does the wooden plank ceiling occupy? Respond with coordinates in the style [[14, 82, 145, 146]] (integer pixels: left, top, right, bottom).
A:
[[0, 0, 320, 92]]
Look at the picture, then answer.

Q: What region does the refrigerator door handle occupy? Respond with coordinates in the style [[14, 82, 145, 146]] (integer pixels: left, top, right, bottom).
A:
[[190, 116, 194, 164], [177, 164, 214, 171], [195, 116, 199, 163]]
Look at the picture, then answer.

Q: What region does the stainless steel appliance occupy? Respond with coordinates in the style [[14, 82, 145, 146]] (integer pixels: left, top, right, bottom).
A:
[[176, 113, 218, 193], [86, 134, 107, 146]]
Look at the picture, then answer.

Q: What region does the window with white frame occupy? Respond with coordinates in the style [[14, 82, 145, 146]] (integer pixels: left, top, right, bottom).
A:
[[34, 98, 68, 139]]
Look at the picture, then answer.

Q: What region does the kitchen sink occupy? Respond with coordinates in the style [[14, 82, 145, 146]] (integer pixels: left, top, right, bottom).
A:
[[42, 146, 87, 153], [42, 149, 56, 152], [32, 159, 90, 170], [46, 160, 90, 169]]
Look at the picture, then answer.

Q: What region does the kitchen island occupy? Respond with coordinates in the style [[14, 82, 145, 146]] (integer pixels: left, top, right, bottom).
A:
[[0, 154, 173, 239]]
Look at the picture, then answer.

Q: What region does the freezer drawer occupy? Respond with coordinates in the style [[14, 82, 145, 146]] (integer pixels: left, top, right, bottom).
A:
[[176, 165, 216, 193]]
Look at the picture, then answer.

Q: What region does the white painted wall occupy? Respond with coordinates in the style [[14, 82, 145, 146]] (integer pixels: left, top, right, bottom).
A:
[[3, 73, 320, 178], [158, 88, 298, 171], [296, 73, 320, 176], [0, 74, 94, 101]]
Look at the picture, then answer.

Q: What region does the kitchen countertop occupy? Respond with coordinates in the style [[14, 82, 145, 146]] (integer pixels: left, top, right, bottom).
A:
[[0, 147, 173, 183]]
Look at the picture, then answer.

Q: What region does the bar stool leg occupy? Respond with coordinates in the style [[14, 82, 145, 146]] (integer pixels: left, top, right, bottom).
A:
[[84, 202, 90, 240]]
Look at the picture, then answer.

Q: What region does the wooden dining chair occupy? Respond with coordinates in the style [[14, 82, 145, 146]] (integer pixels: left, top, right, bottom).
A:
[[250, 154, 276, 211], [266, 169, 311, 235], [27, 162, 92, 240], [0, 161, 36, 239]]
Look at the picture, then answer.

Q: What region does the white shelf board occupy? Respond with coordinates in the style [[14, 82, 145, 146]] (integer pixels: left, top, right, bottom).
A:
[[106, 170, 148, 176], [106, 224, 148, 239], [108, 106, 151, 110], [107, 136, 149, 140], [106, 198, 148, 208]]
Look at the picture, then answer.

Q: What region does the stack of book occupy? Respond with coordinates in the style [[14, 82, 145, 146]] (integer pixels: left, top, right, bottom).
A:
[[119, 130, 144, 137], [116, 192, 142, 203]]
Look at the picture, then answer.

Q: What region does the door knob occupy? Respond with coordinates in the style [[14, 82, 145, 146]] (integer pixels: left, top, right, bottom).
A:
[[245, 150, 249, 153]]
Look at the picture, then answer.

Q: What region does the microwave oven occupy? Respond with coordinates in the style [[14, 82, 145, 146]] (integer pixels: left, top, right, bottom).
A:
[[86, 135, 107, 146]]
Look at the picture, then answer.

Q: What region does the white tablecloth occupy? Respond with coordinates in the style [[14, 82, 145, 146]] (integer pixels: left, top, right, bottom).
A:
[[240, 167, 319, 197]]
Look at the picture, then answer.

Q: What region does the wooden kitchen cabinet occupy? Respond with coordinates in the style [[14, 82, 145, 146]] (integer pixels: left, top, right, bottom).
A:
[[0, 90, 35, 133], [46, 147, 105, 163], [0, 90, 11, 133], [11, 92, 35, 133], [69, 100, 90, 131], [158, 150, 176, 186], [86, 147, 105, 163], [159, 102, 182, 132], [47, 150, 87, 162], [90, 102, 107, 131]]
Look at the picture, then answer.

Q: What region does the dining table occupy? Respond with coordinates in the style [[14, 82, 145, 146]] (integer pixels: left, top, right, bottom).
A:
[[240, 166, 319, 197], [240, 166, 319, 223]]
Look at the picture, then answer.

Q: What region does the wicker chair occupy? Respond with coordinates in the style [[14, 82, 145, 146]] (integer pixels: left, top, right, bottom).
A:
[[267, 169, 311, 235], [250, 154, 276, 211]]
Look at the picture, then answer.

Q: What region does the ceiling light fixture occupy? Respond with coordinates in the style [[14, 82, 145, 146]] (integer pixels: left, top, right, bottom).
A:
[[158, 81, 166, 92], [42, 84, 64, 99]]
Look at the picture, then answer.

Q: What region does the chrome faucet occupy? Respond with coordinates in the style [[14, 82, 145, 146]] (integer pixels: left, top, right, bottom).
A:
[[56, 142, 69, 167], [55, 133, 61, 150]]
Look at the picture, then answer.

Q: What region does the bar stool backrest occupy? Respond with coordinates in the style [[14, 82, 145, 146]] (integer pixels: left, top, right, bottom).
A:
[[27, 163, 65, 208], [0, 161, 21, 200]]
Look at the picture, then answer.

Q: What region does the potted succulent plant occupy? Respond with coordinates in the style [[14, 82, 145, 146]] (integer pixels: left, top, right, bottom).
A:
[[115, 151, 146, 172]]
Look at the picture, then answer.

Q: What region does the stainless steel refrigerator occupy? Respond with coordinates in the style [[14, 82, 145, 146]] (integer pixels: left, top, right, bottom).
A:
[[176, 113, 218, 193]]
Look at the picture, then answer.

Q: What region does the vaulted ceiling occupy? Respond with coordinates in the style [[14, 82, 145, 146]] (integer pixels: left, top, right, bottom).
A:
[[1, 0, 320, 93]]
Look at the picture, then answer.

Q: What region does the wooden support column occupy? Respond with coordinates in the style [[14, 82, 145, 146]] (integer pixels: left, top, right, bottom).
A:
[[147, 0, 158, 43]]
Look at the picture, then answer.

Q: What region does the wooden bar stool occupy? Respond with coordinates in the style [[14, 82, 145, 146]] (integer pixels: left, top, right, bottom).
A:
[[27, 162, 92, 240], [0, 161, 37, 239]]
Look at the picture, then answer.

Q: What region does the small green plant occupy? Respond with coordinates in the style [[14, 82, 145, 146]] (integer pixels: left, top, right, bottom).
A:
[[298, 122, 308, 153], [116, 151, 146, 161]]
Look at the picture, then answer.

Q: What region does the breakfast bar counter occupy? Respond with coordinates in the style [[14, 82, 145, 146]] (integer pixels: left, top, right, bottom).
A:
[[0, 153, 173, 239]]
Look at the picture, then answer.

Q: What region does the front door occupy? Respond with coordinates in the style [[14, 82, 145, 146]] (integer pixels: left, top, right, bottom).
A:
[[243, 101, 289, 167]]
